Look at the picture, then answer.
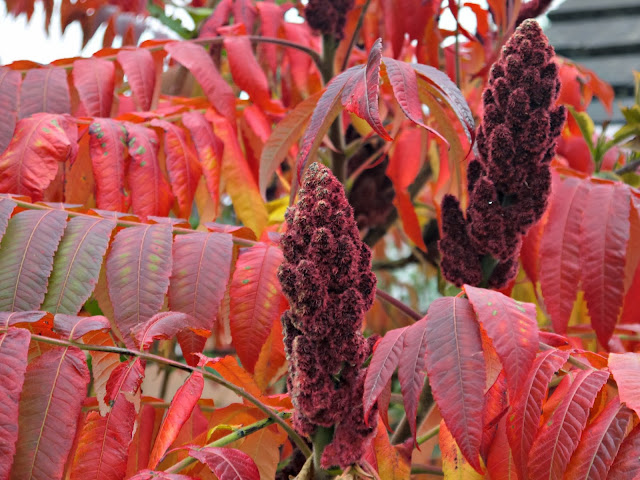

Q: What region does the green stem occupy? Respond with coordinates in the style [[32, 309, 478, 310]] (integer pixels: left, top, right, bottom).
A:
[[312, 426, 334, 479], [8, 330, 312, 458], [416, 424, 440, 445], [411, 464, 444, 476], [165, 412, 291, 473]]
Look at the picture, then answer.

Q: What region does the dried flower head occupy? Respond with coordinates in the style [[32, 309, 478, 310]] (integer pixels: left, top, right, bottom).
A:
[[278, 162, 377, 469], [439, 20, 566, 288], [304, 0, 355, 40]]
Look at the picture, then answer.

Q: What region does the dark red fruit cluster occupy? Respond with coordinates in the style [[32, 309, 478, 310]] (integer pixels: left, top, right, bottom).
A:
[[440, 20, 566, 288], [304, 0, 355, 40], [278, 162, 377, 469]]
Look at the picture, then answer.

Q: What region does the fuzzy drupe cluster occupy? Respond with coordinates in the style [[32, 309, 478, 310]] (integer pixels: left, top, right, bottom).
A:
[[278, 162, 378, 469], [440, 19, 566, 288], [304, 0, 354, 40]]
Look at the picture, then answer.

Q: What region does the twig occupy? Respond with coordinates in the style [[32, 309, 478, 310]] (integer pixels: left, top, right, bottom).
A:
[[416, 424, 440, 446], [614, 157, 640, 175], [411, 464, 444, 476], [6, 330, 312, 458], [375, 289, 422, 321], [340, 0, 372, 72]]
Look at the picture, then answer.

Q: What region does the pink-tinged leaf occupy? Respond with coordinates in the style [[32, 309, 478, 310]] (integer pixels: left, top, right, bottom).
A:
[[72, 57, 115, 117], [106, 224, 173, 347], [117, 48, 156, 111], [89, 119, 130, 212], [0, 209, 67, 311], [259, 91, 321, 199], [424, 296, 485, 472], [148, 372, 204, 469], [209, 112, 268, 237], [341, 39, 391, 142], [608, 423, 640, 479], [70, 358, 145, 480], [481, 373, 507, 459], [41, 216, 115, 314], [540, 176, 588, 334], [11, 346, 90, 480], [527, 369, 609, 480], [0, 67, 20, 154], [126, 123, 174, 219], [0, 197, 16, 241], [564, 397, 631, 479], [182, 112, 223, 216], [363, 326, 407, 421], [53, 314, 110, 340], [0, 311, 53, 329], [128, 472, 194, 480], [151, 120, 202, 219], [398, 317, 429, 443], [387, 127, 423, 190], [486, 415, 517, 480], [465, 285, 538, 398], [521, 218, 544, 285], [608, 352, 640, 418], [255, 2, 283, 72], [133, 311, 211, 352], [0, 113, 78, 200], [507, 349, 570, 480], [224, 35, 284, 114], [189, 447, 260, 480], [126, 404, 158, 476], [229, 243, 284, 373], [199, 0, 232, 37], [292, 69, 351, 199], [164, 42, 236, 125], [169, 232, 233, 366], [83, 331, 120, 416], [0, 328, 30, 479], [233, 0, 257, 31], [18, 67, 71, 119], [580, 182, 630, 346]]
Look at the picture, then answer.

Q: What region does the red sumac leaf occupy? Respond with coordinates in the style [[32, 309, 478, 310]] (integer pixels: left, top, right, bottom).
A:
[[0, 113, 78, 200], [189, 447, 260, 480], [128, 472, 194, 480], [424, 296, 485, 472], [83, 331, 119, 416], [0, 209, 68, 311], [53, 314, 111, 340], [486, 415, 517, 480], [106, 224, 173, 346], [465, 285, 538, 397], [117, 48, 156, 111], [0, 197, 17, 242], [608, 422, 640, 480], [230, 243, 285, 373], [12, 347, 90, 480], [0, 67, 21, 154], [72, 57, 115, 117], [133, 311, 210, 352], [564, 397, 631, 480], [507, 349, 570, 480], [0, 328, 30, 478], [255, 2, 283, 72], [608, 352, 640, 418], [148, 372, 204, 469], [527, 368, 609, 480], [393, 189, 428, 251], [580, 182, 630, 346], [540, 175, 588, 334], [18, 66, 71, 119], [89, 119, 130, 212]]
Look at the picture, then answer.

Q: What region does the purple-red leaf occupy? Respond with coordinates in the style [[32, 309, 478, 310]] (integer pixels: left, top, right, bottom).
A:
[[465, 285, 538, 398], [0, 209, 68, 311], [0, 328, 30, 478], [540, 175, 588, 334], [148, 372, 204, 469], [151, 119, 202, 219], [133, 311, 210, 352], [608, 352, 640, 418], [106, 224, 173, 346], [164, 42, 236, 125], [117, 48, 156, 111], [341, 38, 391, 141], [18, 67, 70, 119], [53, 314, 111, 340], [169, 232, 233, 365], [41, 216, 115, 314], [0, 67, 21, 154], [0, 113, 78, 200], [72, 57, 115, 117], [11, 346, 90, 480], [507, 349, 570, 480], [229, 243, 285, 373], [189, 447, 260, 480], [527, 368, 609, 480], [608, 423, 640, 479], [424, 296, 485, 472], [89, 119, 130, 212], [363, 326, 407, 421], [0, 197, 17, 241], [126, 122, 174, 219], [564, 397, 631, 479], [580, 182, 630, 346]]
